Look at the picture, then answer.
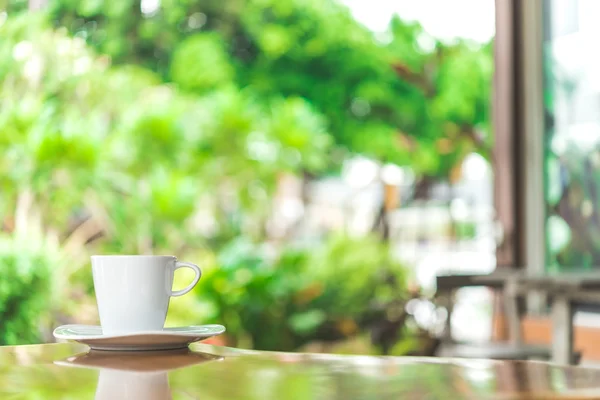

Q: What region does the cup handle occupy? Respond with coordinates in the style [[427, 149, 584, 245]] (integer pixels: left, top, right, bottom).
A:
[[171, 261, 202, 297]]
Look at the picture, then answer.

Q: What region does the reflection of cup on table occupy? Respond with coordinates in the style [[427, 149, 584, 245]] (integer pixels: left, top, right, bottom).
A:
[[92, 255, 202, 335], [55, 349, 222, 400], [96, 369, 171, 400]]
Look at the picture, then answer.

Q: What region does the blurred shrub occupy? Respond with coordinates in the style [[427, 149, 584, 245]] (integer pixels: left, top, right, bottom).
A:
[[170, 33, 234, 93], [0, 236, 55, 345], [304, 234, 407, 332], [195, 239, 307, 350], [196, 233, 408, 352]]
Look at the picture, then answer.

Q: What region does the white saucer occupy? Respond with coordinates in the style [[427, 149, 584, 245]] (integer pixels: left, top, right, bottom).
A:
[[53, 324, 226, 351]]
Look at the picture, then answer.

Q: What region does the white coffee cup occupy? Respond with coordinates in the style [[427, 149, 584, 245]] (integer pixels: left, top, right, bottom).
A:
[[91, 255, 202, 335]]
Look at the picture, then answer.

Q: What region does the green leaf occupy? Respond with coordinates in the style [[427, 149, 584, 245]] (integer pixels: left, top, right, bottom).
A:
[[289, 310, 327, 335]]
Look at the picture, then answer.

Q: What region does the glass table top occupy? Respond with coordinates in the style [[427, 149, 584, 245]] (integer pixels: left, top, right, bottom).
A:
[[2, 342, 600, 399]]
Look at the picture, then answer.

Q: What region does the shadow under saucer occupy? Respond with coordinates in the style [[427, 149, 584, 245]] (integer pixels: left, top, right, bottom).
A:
[[55, 348, 222, 372]]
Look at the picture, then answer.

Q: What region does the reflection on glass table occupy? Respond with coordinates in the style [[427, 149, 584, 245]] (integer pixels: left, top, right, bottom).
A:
[[55, 349, 222, 400], [0, 343, 600, 399]]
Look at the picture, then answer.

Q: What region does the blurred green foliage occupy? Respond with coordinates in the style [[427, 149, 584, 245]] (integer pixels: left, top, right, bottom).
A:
[[0, 236, 55, 345], [43, 0, 492, 175], [0, 0, 492, 351], [197, 234, 406, 351], [0, 11, 332, 345]]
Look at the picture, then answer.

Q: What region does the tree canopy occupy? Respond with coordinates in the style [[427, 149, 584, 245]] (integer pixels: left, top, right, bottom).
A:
[[39, 0, 493, 177]]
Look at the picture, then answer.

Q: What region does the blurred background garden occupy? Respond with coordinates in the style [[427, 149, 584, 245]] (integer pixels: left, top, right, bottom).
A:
[[0, 0, 496, 354]]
